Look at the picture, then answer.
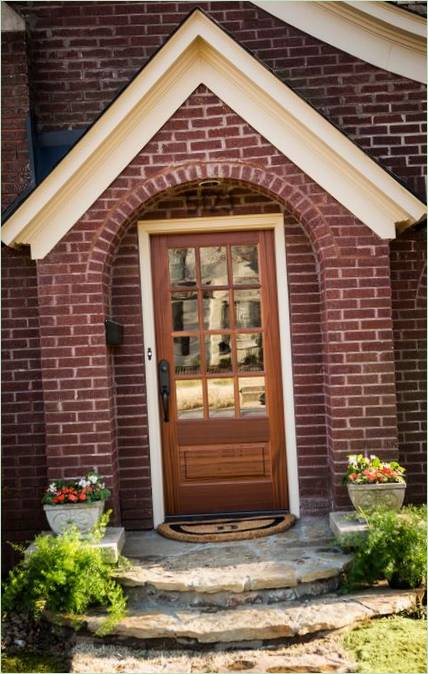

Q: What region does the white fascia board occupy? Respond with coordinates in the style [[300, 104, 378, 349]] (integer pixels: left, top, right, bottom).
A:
[[2, 10, 426, 259], [1, 3, 25, 32], [253, 1, 427, 84], [347, 1, 426, 37]]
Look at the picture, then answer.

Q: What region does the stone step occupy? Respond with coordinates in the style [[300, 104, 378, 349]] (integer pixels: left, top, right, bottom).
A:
[[85, 587, 421, 646], [118, 545, 352, 595], [125, 575, 341, 610]]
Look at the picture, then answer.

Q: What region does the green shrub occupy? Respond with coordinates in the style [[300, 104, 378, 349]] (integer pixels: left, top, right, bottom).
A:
[[341, 505, 426, 590], [2, 512, 127, 635]]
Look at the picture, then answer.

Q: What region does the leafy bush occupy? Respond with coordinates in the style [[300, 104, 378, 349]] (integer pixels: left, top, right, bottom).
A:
[[341, 505, 426, 589], [2, 512, 127, 635]]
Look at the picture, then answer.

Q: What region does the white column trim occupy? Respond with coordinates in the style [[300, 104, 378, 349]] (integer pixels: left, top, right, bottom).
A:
[[137, 213, 300, 527]]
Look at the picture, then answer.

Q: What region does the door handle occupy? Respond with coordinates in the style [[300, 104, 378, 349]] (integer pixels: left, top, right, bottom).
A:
[[158, 359, 170, 423]]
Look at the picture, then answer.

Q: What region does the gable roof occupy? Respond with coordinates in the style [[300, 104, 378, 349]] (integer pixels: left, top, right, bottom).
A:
[[2, 9, 426, 259]]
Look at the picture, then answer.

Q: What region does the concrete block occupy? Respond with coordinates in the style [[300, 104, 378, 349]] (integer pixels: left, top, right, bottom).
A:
[[329, 511, 368, 543]]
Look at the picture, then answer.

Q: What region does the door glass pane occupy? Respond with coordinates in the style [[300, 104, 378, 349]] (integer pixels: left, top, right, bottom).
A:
[[234, 289, 261, 328], [207, 378, 235, 417], [239, 377, 266, 416], [205, 334, 233, 374], [237, 333, 263, 372], [173, 336, 200, 375], [176, 379, 203, 419], [203, 290, 229, 330], [168, 248, 196, 287], [232, 245, 259, 285], [171, 292, 198, 332], [200, 247, 228, 285]]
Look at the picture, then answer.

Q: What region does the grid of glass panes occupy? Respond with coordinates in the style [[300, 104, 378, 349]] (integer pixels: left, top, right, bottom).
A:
[[168, 244, 266, 420]]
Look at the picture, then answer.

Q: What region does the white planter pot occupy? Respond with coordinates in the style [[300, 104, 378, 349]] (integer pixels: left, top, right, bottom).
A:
[[43, 501, 105, 535], [347, 482, 406, 512]]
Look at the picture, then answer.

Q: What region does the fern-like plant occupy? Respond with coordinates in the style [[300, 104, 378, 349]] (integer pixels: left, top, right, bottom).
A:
[[2, 511, 127, 635], [340, 504, 426, 590]]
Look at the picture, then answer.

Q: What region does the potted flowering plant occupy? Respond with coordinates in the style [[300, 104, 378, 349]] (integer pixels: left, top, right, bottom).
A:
[[343, 454, 406, 511], [344, 454, 406, 512], [42, 472, 111, 535]]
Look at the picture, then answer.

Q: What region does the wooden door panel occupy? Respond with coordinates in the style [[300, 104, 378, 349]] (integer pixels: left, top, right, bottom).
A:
[[151, 229, 288, 516], [179, 443, 271, 481], [178, 480, 275, 514], [177, 418, 269, 444]]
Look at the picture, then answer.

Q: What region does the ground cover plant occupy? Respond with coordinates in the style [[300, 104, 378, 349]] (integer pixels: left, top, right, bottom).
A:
[[1, 652, 69, 673], [2, 512, 127, 636], [343, 614, 427, 673], [341, 504, 426, 589]]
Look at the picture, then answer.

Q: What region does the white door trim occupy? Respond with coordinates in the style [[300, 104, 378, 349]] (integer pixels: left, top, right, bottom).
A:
[[137, 213, 300, 526]]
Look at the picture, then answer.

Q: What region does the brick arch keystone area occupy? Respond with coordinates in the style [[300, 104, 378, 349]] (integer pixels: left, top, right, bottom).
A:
[[86, 162, 338, 281]]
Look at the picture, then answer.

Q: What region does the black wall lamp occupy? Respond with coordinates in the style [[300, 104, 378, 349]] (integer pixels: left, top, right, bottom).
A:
[[105, 319, 123, 347]]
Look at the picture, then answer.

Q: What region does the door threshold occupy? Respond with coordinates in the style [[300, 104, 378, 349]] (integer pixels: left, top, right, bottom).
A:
[[165, 509, 290, 523]]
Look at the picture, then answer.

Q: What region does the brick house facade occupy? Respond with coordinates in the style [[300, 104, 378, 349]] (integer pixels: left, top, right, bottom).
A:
[[2, 1, 426, 564]]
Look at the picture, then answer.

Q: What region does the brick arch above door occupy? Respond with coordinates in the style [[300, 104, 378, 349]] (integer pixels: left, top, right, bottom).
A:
[[110, 182, 330, 528]]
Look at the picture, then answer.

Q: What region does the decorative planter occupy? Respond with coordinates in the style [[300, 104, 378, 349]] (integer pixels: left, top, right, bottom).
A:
[[347, 482, 406, 512], [43, 501, 105, 535]]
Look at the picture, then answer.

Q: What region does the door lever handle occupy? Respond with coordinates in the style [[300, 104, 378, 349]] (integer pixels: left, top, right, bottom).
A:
[[158, 359, 170, 423], [161, 389, 169, 423]]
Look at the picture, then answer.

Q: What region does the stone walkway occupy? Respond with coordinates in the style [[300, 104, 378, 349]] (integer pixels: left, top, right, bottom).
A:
[[72, 631, 356, 673]]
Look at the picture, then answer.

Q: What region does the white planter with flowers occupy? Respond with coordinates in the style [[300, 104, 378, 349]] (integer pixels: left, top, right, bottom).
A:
[[42, 472, 110, 535], [344, 454, 406, 513]]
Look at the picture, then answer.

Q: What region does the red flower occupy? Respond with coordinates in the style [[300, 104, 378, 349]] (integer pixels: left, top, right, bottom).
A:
[[68, 494, 78, 502], [79, 490, 87, 502]]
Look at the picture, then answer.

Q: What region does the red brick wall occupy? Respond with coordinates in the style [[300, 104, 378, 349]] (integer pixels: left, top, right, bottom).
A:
[[9, 0, 427, 200], [1, 246, 47, 568], [18, 86, 400, 534], [391, 229, 427, 502], [1, 29, 32, 210]]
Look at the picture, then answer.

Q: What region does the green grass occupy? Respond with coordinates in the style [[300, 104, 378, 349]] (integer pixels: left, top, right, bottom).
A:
[[343, 615, 427, 673], [1, 652, 68, 673]]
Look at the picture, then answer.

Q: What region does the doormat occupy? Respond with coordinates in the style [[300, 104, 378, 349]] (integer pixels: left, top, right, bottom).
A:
[[157, 514, 296, 543]]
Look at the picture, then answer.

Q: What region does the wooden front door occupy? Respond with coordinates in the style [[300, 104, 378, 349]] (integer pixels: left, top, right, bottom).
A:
[[151, 229, 288, 516]]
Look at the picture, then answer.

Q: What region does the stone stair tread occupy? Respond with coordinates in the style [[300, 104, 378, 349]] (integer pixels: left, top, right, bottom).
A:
[[86, 587, 420, 644], [118, 552, 352, 593]]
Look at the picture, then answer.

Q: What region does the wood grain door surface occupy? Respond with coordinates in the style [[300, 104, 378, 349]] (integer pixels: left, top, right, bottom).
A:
[[151, 229, 288, 515]]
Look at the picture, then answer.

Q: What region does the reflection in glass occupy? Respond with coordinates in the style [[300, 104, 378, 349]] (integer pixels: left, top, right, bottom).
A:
[[234, 289, 261, 328], [176, 379, 203, 419], [237, 333, 263, 371], [239, 377, 266, 416], [200, 247, 228, 285], [208, 378, 235, 417], [232, 245, 259, 285], [203, 290, 229, 330], [205, 335, 232, 374], [171, 292, 198, 331], [173, 336, 200, 375], [168, 248, 196, 286]]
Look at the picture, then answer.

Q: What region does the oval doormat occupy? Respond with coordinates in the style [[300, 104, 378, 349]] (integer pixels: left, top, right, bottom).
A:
[[157, 514, 296, 543]]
